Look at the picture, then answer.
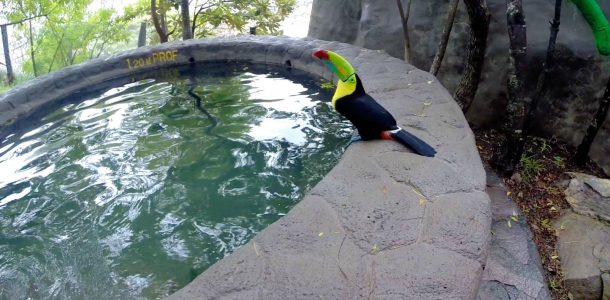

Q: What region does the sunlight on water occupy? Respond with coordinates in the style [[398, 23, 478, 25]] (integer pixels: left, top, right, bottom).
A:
[[0, 64, 351, 299]]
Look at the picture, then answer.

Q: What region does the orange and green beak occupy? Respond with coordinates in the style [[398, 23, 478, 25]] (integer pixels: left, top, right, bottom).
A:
[[312, 50, 356, 82]]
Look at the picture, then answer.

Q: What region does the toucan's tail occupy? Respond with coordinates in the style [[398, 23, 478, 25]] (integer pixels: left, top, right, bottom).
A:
[[388, 128, 436, 157]]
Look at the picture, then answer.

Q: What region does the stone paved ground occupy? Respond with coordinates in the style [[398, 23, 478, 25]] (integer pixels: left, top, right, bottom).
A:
[[553, 173, 610, 299], [478, 167, 551, 300]]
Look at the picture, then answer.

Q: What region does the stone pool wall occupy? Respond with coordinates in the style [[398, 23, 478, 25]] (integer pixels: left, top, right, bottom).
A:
[[0, 36, 491, 299]]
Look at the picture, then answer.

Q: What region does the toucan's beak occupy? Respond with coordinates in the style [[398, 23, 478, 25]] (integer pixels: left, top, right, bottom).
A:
[[312, 50, 329, 60], [312, 49, 356, 82]]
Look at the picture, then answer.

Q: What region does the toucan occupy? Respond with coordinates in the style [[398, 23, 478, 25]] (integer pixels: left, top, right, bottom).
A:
[[313, 50, 436, 157]]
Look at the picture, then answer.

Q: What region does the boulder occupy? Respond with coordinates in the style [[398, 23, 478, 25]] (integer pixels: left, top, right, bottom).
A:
[[554, 212, 610, 300], [308, 0, 610, 176], [565, 172, 610, 222]]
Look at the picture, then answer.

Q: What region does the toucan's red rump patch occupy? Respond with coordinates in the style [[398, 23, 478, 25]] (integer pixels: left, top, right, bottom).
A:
[[380, 131, 394, 140]]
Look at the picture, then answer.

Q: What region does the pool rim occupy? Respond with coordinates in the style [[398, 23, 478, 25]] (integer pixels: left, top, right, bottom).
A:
[[0, 35, 491, 299]]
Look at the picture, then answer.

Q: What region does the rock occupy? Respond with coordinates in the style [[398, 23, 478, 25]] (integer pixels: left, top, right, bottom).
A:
[[478, 167, 550, 299], [565, 173, 610, 222], [308, 0, 610, 177], [554, 179, 571, 190], [594, 243, 610, 273], [554, 212, 610, 300], [567, 172, 610, 198], [511, 172, 522, 184]]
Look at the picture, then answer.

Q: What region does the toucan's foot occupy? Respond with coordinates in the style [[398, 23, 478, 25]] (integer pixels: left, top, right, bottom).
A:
[[346, 134, 362, 148]]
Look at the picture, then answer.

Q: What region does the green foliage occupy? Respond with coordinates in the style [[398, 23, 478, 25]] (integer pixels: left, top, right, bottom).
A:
[[519, 154, 545, 182], [553, 155, 566, 168], [320, 81, 335, 89], [2, 0, 133, 76], [123, 0, 296, 41], [540, 140, 551, 153], [190, 0, 296, 38], [0, 0, 295, 79]]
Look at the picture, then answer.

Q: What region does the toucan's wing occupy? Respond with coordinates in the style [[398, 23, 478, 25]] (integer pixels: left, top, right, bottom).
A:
[[336, 93, 398, 140]]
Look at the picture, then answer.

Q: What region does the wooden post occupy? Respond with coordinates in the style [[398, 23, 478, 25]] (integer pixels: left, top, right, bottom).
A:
[[1, 25, 14, 84], [138, 22, 147, 47]]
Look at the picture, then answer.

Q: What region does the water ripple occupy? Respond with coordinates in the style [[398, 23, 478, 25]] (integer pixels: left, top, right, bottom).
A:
[[0, 64, 351, 299]]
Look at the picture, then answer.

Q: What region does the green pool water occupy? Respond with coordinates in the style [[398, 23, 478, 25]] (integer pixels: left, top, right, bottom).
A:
[[0, 64, 351, 299]]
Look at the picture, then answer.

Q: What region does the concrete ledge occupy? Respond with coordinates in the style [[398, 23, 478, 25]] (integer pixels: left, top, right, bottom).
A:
[[0, 35, 491, 299]]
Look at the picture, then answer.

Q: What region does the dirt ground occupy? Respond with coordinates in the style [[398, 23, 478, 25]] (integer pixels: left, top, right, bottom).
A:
[[474, 128, 608, 300]]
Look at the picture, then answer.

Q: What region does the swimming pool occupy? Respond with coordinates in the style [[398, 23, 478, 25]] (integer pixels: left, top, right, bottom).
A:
[[0, 63, 351, 299]]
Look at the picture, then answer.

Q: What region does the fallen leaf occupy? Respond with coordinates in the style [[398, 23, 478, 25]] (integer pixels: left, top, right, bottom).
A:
[[371, 243, 378, 254]]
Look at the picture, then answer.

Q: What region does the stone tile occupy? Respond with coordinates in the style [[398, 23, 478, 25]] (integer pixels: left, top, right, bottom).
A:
[[370, 243, 483, 300], [554, 212, 609, 300], [420, 191, 491, 263]]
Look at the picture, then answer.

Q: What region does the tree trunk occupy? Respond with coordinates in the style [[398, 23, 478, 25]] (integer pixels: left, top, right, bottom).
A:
[[396, 0, 412, 63], [575, 76, 610, 165], [1, 25, 14, 84], [518, 0, 562, 162], [28, 19, 37, 77], [491, 0, 527, 177], [430, 0, 460, 76], [454, 0, 490, 112], [181, 0, 193, 40], [151, 0, 169, 43], [48, 29, 66, 73]]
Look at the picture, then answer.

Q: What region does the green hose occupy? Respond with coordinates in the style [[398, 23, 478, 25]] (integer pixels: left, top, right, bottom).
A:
[[571, 0, 610, 55]]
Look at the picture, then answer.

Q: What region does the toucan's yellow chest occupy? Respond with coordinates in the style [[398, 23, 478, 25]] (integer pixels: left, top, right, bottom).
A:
[[332, 74, 357, 108]]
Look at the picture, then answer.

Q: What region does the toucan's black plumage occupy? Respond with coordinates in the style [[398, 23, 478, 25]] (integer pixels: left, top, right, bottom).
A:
[[336, 74, 436, 157]]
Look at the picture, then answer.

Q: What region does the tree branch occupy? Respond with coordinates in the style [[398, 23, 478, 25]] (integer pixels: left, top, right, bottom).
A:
[[430, 0, 459, 75], [575, 75, 610, 165], [491, 0, 528, 176], [0, 14, 47, 27], [396, 0, 412, 63], [454, 0, 491, 112], [151, 0, 169, 43]]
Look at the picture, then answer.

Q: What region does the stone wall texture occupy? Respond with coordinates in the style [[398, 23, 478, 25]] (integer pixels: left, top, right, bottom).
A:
[[0, 36, 490, 299], [308, 0, 610, 176]]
